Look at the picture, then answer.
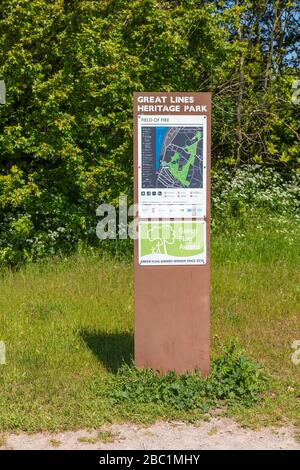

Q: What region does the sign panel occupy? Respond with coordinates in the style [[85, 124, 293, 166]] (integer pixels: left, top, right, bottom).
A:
[[139, 220, 206, 266], [134, 92, 211, 375], [138, 115, 207, 219]]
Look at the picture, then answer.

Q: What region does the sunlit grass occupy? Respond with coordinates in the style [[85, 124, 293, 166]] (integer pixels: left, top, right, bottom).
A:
[[0, 214, 299, 431]]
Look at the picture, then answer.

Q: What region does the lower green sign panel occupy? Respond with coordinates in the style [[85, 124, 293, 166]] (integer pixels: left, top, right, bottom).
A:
[[139, 220, 206, 266]]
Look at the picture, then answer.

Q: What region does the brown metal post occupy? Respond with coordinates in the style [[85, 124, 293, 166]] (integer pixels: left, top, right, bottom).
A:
[[134, 92, 211, 375]]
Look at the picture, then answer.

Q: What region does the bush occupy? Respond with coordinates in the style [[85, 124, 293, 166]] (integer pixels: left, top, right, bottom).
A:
[[0, 1, 298, 266], [108, 340, 266, 413], [211, 165, 300, 231], [0, 0, 239, 266]]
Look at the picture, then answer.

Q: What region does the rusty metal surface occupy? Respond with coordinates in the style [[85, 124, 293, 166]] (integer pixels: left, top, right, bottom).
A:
[[134, 92, 211, 375]]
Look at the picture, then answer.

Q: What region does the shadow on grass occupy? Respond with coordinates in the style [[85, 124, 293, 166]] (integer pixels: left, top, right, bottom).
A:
[[80, 329, 133, 373]]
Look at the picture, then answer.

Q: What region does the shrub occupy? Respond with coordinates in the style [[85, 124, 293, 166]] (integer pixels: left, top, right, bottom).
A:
[[0, 1, 298, 266], [108, 340, 266, 413], [211, 165, 300, 230]]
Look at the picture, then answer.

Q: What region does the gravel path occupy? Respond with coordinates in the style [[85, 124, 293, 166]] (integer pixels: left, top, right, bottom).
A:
[[1, 418, 299, 450]]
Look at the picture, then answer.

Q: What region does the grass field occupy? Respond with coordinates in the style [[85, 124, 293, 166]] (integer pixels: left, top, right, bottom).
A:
[[0, 214, 299, 432]]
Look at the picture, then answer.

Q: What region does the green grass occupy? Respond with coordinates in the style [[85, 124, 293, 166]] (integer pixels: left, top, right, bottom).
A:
[[97, 430, 119, 444], [49, 438, 61, 447], [0, 434, 7, 448], [77, 436, 98, 444], [77, 430, 119, 444], [0, 214, 299, 432]]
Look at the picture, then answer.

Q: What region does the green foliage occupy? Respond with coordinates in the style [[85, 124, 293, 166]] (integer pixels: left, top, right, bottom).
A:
[[0, 0, 299, 265], [212, 165, 300, 228], [108, 340, 266, 412], [0, 0, 239, 264]]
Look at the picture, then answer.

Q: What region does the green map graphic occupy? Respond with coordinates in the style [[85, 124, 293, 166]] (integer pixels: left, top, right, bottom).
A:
[[141, 126, 204, 189], [140, 221, 205, 259], [162, 130, 202, 187]]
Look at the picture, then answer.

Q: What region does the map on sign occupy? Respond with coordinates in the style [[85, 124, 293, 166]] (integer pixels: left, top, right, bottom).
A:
[[141, 126, 203, 189], [138, 115, 207, 220]]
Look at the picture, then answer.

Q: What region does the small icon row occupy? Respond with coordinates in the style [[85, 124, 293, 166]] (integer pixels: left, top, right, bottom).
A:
[[141, 191, 162, 196]]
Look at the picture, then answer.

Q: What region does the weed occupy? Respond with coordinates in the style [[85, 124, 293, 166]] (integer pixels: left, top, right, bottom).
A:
[[0, 434, 6, 448], [108, 340, 266, 413], [49, 439, 61, 447], [97, 430, 119, 444], [78, 436, 98, 444], [207, 426, 218, 436]]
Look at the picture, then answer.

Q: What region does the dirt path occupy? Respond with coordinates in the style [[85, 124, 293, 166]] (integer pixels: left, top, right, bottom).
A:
[[1, 418, 299, 450]]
